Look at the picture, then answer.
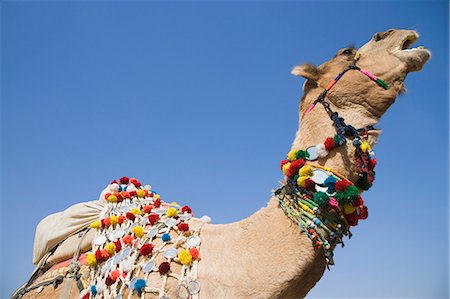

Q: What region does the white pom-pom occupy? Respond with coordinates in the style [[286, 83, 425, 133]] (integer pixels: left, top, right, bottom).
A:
[[109, 183, 119, 192], [199, 216, 212, 223], [143, 184, 152, 191], [316, 143, 329, 158], [127, 185, 137, 192]]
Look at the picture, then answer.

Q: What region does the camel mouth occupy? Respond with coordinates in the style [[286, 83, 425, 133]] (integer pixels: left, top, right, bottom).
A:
[[394, 32, 431, 72]]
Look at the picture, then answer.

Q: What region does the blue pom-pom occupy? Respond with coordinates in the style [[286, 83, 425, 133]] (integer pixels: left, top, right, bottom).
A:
[[134, 279, 146, 294], [324, 176, 337, 186], [90, 285, 97, 296], [161, 233, 171, 242]]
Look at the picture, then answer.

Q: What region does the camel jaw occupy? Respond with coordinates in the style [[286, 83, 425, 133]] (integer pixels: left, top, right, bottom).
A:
[[393, 32, 431, 72]]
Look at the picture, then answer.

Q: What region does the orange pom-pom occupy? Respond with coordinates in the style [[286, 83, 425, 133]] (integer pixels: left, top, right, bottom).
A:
[[123, 235, 134, 246], [189, 248, 200, 260]]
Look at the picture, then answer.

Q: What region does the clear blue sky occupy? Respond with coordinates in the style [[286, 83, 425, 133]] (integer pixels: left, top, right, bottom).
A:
[[1, 1, 448, 298]]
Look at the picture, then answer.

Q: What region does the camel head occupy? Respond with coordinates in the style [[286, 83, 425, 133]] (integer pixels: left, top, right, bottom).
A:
[[292, 29, 430, 122]]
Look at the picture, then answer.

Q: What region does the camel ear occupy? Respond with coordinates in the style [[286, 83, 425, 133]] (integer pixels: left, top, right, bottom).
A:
[[291, 64, 320, 82]]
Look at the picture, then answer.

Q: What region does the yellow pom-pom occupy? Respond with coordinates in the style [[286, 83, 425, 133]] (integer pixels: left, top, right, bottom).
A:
[[131, 208, 142, 216], [287, 149, 298, 162], [107, 195, 118, 203], [178, 249, 192, 266], [86, 253, 97, 267], [360, 141, 371, 153], [282, 162, 291, 175], [136, 189, 146, 198], [90, 220, 101, 229], [342, 203, 356, 214], [110, 216, 118, 225], [171, 202, 178, 206], [166, 207, 177, 218], [299, 165, 314, 177], [154, 194, 161, 200], [105, 242, 116, 255], [296, 176, 309, 187], [132, 226, 145, 238]]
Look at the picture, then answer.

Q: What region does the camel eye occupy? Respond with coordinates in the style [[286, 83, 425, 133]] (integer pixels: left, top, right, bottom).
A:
[[343, 49, 354, 55], [374, 32, 383, 42]]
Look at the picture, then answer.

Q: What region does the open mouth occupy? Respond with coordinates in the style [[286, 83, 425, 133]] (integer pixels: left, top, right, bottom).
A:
[[399, 33, 425, 52]]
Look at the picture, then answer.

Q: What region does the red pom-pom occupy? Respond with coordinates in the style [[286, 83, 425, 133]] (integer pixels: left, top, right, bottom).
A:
[[324, 137, 336, 151], [346, 211, 359, 226], [130, 178, 141, 188], [280, 159, 289, 170], [286, 159, 305, 177], [189, 248, 200, 260], [181, 205, 192, 214], [114, 240, 122, 253], [114, 192, 123, 202], [123, 235, 134, 246], [82, 292, 90, 299], [100, 249, 110, 259], [352, 195, 364, 207], [149, 192, 154, 197], [143, 205, 153, 214], [118, 215, 126, 224], [335, 180, 351, 191], [304, 178, 316, 191], [126, 212, 135, 221], [104, 193, 111, 200], [121, 191, 130, 199], [110, 270, 120, 281], [148, 214, 160, 225], [110, 180, 118, 184], [158, 262, 171, 274], [101, 218, 111, 228], [105, 276, 115, 286], [143, 189, 149, 196], [120, 176, 129, 184], [358, 205, 368, 220], [178, 223, 189, 232], [129, 191, 137, 197], [368, 158, 377, 170], [95, 249, 104, 263], [140, 243, 154, 256], [153, 199, 161, 208]]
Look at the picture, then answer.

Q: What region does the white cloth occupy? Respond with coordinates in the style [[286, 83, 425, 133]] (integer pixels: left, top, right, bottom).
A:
[[32, 194, 108, 265]]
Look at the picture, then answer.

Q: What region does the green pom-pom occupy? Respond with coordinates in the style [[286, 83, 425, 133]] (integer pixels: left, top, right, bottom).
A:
[[293, 174, 299, 181], [334, 191, 346, 205], [296, 150, 310, 160], [345, 186, 359, 199], [333, 135, 340, 145], [313, 191, 330, 206]]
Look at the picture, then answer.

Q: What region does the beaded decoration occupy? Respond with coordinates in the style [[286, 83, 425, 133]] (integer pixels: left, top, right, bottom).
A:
[[276, 134, 375, 266], [79, 177, 204, 299]]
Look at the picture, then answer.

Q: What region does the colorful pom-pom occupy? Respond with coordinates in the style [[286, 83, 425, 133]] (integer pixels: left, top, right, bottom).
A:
[[148, 214, 160, 225], [286, 159, 305, 177], [299, 165, 314, 177], [335, 180, 351, 191], [360, 140, 371, 153], [329, 197, 339, 209], [345, 185, 359, 199], [136, 189, 146, 198], [304, 178, 316, 191], [178, 223, 189, 232], [140, 243, 154, 256], [114, 240, 122, 253], [324, 137, 336, 151], [130, 208, 142, 216], [161, 233, 171, 242], [280, 159, 289, 170], [120, 176, 129, 184], [130, 178, 141, 188], [287, 149, 299, 162], [110, 215, 119, 225], [134, 279, 146, 295], [123, 235, 134, 246], [282, 162, 291, 175], [166, 207, 177, 218], [132, 226, 145, 238], [90, 220, 101, 229], [359, 205, 369, 219], [143, 205, 153, 214], [126, 212, 136, 221], [181, 205, 192, 214], [107, 194, 118, 203], [316, 143, 328, 158], [95, 249, 103, 263], [118, 215, 126, 224], [342, 203, 356, 214], [178, 249, 193, 266], [86, 253, 97, 267], [105, 243, 116, 255], [159, 261, 171, 274], [101, 218, 111, 228], [153, 198, 161, 207], [110, 269, 120, 281], [295, 150, 310, 160], [90, 285, 97, 296], [189, 248, 200, 260], [368, 158, 377, 170], [297, 176, 309, 187], [313, 191, 330, 206]]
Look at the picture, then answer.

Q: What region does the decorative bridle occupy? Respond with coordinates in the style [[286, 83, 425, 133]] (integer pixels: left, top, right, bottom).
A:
[[275, 52, 389, 267]]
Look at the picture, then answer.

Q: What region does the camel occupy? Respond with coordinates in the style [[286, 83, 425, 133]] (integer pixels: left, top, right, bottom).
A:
[[13, 29, 430, 299]]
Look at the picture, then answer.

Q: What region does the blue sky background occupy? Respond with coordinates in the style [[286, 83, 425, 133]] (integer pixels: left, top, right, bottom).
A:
[[1, 1, 448, 298]]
